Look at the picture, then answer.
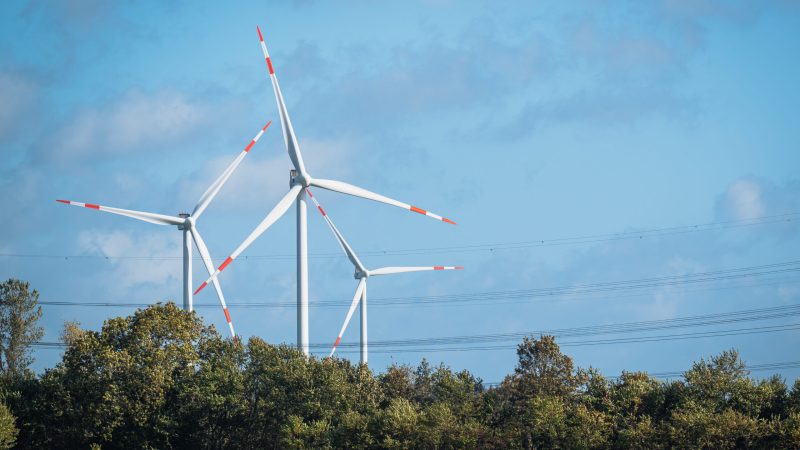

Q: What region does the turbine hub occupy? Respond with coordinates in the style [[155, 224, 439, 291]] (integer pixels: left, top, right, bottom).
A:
[[354, 269, 368, 279], [289, 170, 311, 188], [177, 212, 192, 230]]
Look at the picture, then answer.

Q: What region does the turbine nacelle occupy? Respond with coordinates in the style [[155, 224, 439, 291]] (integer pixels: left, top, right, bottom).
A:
[[177, 213, 194, 231], [57, 120, 273, 340], [194, 27, 462, 361], [354, 268, 369, 280], [289, 170, 312, 189]]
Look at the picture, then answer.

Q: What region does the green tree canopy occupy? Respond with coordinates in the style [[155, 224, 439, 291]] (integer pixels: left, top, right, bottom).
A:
[[0, 298, 797, 449], [0, 279, 43, 379]]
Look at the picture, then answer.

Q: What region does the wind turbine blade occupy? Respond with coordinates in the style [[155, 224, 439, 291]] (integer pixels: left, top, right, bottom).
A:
[[306, 189, 367, 273], [56, 199, 183, 226], [192, 121, 272, 219], [190, 227, 236, 338], [370, 266, 464, 276], [256, 26, 307, 175], [194, 185, 303, 295], [309, 178, 456, 225], [329, 278, 366, 358]]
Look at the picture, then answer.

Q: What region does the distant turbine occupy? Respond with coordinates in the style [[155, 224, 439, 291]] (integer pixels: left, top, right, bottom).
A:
[[194, 26, 457, 355], [306, 189, 462, 364], [58, 121, 272, 338]]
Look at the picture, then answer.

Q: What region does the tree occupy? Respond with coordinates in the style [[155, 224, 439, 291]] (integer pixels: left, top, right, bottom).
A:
[[5, 307, 800, 449], [512, 335, 583, 398], [21, 302, 210, 448], [683, 349, 749, 412], [0, 279, 43, 378], [0, 403, 17, 449]]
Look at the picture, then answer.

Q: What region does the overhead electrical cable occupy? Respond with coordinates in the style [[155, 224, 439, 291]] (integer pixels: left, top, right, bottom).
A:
[[327, 323, 800, 354], [31, 322, 800, 353], [322, 303, 800, 349], [30, 304, 800, 353], [3, 211, 797, 261], [481, 360, 800, 385], [32, 261, 800, 310]]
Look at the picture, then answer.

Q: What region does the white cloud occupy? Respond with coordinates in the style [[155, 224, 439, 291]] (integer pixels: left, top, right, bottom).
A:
[[0, 72, 38, 139], [640, 291, 680, 320], [714, 177, 799, 226], [635, 256, 706, 320], [176, 135, 356, 214], [78, 229, 181, 291], [567, 18, 681, 77], [46, 90, 209, 162], [722, 179, 765, 220], [778, 285, 800, 302]]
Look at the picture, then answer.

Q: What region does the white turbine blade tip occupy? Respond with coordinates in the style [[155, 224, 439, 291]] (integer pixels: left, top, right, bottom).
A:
[[245, 120, 272, 153], [57, 199, 97, 209], [193, 280, 209, 295], [409, 205, 456, 225], [222, 308, 236, 339], [256, 26, 274, 74], [330, 336, 342, 356]]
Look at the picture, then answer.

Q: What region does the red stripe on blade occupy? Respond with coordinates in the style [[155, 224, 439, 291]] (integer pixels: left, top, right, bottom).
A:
[[434, 266, 444, 270], [218, 257, 233, 272], [455, 266, 464, 270], [193, 282, 207, 295], [257, 26, 263, 42], [266, 58, 275, 74], [244, 141, 255, 152], [56, 199, 70, 204], [333, 336, 341, 348], [85, 203, 100, 209], [410, 206, 426, 215], [442, 217, 456, 225], [223, 308, 232, 323], [262, 120, 272, 131], [318, 206, 326, 216]]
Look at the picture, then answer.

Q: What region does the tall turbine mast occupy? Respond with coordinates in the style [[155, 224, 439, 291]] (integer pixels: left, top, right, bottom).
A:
[[195, 26, 457, 356], [60, 121, 272, 338], [306, 189, 462, 365]]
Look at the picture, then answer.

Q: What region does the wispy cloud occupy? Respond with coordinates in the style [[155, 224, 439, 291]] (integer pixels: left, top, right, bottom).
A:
[[0, 71, 39, 140], [174, 135, 356, 214], [499, 87, 695, 139], [78, 228, 181, 292], [715, 177, 800, 221], [38, 90, 210, 164]]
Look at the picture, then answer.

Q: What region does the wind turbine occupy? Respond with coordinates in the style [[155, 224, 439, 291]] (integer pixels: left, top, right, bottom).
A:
[[194, 26, 457, 355], [57, 121, 272, 338], [306, 189, 462, 364]]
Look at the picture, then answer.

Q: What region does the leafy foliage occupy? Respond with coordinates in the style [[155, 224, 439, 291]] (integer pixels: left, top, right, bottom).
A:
[[0, 403, 17, 450], [0, 279, 43, 379], [1, 301, 798, 449]]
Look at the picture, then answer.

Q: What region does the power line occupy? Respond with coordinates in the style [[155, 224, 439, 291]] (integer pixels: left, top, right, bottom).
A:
[[32, 306, 800, 354], [328, 323, 800, 354], [482, 360, 800, 386], [32, 323, 800, 354], [644, 360, 800, 379], [323, 303, 800, 349], [3, 211, 797, 261], [32, 275, 800, 310], [29, 339, 800, 385], [31, 260, 800, 310]]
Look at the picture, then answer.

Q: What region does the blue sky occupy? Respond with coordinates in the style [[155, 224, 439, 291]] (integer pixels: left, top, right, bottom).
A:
[[1, 0, 799, 383]]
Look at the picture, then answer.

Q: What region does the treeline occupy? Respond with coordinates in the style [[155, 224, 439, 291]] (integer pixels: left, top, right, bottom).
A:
[[0, 282, 799, 448]]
